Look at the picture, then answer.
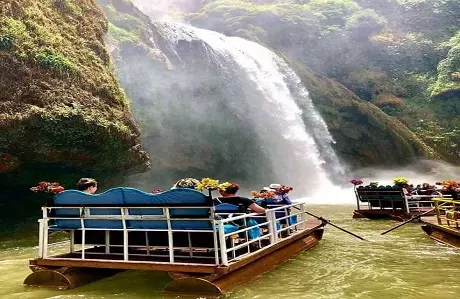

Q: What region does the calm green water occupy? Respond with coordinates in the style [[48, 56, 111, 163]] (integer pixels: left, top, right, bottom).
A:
[[1, 205, 459, 299]]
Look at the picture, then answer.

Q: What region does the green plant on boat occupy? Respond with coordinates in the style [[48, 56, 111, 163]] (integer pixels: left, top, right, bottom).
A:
[[393, 177, 409, 185]]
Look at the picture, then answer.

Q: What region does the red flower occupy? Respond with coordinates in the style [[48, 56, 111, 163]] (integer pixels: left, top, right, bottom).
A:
[[30, 181, 65, 194], [51, 186, 65, 194]]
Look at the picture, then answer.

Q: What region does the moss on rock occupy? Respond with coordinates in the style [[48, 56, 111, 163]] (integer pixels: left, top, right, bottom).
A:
[[0, 0, 150, 187], [289, 60, 439, 167]]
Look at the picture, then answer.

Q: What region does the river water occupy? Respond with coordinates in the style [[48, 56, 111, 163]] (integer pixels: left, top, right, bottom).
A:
[[1, 204, 459, 299]]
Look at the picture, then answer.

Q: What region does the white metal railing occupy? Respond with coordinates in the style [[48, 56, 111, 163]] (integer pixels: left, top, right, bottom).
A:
[[37, 202, 313, 267]]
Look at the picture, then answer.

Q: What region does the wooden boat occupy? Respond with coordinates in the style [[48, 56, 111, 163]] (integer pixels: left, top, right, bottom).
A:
[[353, 186, 437, 221], [421, 198, 460, 249], [24, 188, 325, 296]]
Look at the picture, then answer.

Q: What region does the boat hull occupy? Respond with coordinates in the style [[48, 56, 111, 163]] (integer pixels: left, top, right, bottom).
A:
[[164, 228, 324, 296], [422, 224, 460, 249], [25, 225, 324, 295], [354, 209, 435, 222]]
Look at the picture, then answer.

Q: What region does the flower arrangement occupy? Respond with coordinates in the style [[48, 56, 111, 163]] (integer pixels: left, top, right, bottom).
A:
[[251, 190, 276, 199], [441, 180, 459, 190], [217, 182, 232, 191], [393, 177, 409, 185], [275, 185, 293, 195], [195, 177, 220, 191], [349, 179, 363, 185], [174, 178, 200, 189], [30, 181, 65, 194]]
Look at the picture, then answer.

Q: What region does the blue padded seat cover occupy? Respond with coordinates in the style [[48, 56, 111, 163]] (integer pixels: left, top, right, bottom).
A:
[[51, 187, 213, 230], [122, 188, 210, 206], [53, 188, 125, 229]]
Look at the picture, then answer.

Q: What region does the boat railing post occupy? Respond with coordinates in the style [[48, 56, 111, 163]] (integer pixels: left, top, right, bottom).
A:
[[70, 230, 75, 253], [435, 200, 442, 225], [42, 208, 50, 258], [354, 186, 360, 211], [145, 231, 150, 256], [122, 207, 129, 261], [269, 210, 278, 243], [266, 210, 275, 245], [165, 208, 174, 263], [105, 230, 110, 254], [218, 219, 228, 266], [404, 195, 410, 213], [210, 207, 219, 265], [81, 208, 86, 259], [300, 203, 306, 227], [38, 219, 44, 258]]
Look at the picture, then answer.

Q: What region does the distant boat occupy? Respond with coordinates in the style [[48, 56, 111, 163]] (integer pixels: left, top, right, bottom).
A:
[[422, 198, 460, 249], [352, 185, 439, 221], [24, 187, 325, 296]]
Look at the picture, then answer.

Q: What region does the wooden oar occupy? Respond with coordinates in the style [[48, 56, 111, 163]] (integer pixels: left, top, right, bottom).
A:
[[302, 210, 367, 241], [380, 202, 446, 235]]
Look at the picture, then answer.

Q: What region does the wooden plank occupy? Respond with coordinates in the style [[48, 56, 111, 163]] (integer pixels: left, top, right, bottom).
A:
[[30, 258, 224, 274]]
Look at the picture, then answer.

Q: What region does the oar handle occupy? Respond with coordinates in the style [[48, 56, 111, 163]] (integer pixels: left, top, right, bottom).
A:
[[380, 202, 448, 235], [303, 210, 367, 241]]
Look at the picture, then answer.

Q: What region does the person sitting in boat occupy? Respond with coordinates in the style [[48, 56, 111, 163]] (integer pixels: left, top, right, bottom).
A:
[[76, 178, 98, 194], [218, 183, 265, 214], [401, 184, 416, 196], [172, 178, 200, 189], [417, 183, 435, 195], [269, 183, 293, 205]]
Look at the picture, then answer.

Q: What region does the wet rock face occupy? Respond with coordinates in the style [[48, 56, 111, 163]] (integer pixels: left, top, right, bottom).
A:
[[0, 0, 150, 188]]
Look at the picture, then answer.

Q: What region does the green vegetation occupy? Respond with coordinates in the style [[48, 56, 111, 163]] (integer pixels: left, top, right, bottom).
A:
[[36, 51, 74, 72], [0, 34, 14, 50], [178, 0, 460, 163], [0, 0, 149, 191]]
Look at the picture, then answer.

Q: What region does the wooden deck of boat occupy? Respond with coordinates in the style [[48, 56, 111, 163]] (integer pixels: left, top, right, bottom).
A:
[[420, 215, 439, 225], [30, 220, 324, 274]]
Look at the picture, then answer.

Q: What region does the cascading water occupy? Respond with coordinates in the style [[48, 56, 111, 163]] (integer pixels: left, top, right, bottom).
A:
[[151, 22, 345, 197]]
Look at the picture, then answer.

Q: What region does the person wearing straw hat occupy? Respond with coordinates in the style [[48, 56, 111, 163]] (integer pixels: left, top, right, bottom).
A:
[[269, 183, 293, 205]]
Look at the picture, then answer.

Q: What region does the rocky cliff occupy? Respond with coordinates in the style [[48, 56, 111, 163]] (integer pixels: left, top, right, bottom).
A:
[[0, 0, 149, 189]]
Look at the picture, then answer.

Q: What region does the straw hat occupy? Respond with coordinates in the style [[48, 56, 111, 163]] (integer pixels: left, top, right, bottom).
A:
[[269, 183, 281, 189]]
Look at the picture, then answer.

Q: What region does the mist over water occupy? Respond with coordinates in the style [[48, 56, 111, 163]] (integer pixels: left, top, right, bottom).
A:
[[124, 21, 345, 196]]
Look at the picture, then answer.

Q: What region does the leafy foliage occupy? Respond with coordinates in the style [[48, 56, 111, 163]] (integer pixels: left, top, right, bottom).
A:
[[176, 0, 460, 163], [1, 0, 150, 192], [0, 34, 14, 50], [36, 51, 74, 72]]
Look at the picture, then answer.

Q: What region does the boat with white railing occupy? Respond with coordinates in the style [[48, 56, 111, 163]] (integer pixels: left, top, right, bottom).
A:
[[353, 186, 445, 221], [24, 187, 325, 296], [421, 198, 460, 249]]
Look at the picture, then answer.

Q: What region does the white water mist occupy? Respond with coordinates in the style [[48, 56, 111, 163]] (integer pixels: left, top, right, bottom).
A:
[[155, 22, 344, 196]]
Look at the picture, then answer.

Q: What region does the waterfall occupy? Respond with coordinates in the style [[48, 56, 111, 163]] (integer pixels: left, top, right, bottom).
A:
[[156, 22, 344, 194], [125, 21, 346, 197]]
